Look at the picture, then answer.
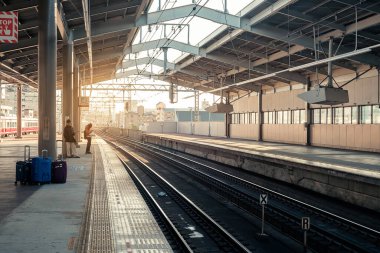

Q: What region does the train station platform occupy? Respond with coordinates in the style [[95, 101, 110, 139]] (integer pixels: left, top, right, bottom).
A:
[[0, 136, 172, 252], [143, 133, 380, 212]]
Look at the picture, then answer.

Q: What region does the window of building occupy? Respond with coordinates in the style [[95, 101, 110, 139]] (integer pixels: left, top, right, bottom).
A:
[[245, 113, 249, 124], [343, 107, 351, 124], [293, 110, 300, 124], [263, 112, 268, 124], [326, 108, 332, 124], [277, 111, 283, 124], [373, 105, 380, 124], [360, 105, 372, 124], [313, 109, 320, 124], [283, 111, 290, 124], [249, 112, 257, 124], [268, 112, 274, 124], [300, 110, 306, 124], [334, 107, 343, 124], [352, 107, 358, 124], [320, 109, 327, 124]]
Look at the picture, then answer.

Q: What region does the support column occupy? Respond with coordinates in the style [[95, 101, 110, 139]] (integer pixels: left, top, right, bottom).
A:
[[327, 37, 333, 87], [62, 30, 74, 157], [305, 79, 311, 146], [38, 0, 57, 158], [225, 92, 230, 138], [16, 84, 22, 138], [73, 60, 80, 142], [258, 89, 263, 141]]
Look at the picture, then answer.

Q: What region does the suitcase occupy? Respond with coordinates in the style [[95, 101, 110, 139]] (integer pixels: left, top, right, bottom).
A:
[[51, 141, 67, 183], [15, 145, 32, 185], [31, 150, 52, 184], [51, 160, 67, 183]]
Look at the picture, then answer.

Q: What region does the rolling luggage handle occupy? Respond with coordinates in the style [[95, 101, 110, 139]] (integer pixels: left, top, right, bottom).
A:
[[24, 145, 30, 161], [56, 140, 64, 160], [42, 149, 48, 159]]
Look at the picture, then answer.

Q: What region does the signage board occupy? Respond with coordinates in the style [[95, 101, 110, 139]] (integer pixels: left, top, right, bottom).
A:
[[301, 217, 310, 230], [0, 11, 18, 43], [260, 194, 268, 205], [79, 96, 90, 107]]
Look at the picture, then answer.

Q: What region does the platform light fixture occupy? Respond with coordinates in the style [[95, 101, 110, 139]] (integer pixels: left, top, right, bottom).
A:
[[288, 47, 372, 72], [209, 73, 277, 93]]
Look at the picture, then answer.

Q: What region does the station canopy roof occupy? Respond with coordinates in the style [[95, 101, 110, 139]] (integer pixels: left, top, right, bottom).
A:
[[1, 0, 380, 94]]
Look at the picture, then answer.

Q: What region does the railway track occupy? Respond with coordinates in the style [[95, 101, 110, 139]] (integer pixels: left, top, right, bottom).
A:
[[112, 141, 252, 252], [100, 132, 380, 253]]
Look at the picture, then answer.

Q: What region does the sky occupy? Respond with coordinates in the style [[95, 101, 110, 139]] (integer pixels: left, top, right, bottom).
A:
[[94, 0, 252, 110]]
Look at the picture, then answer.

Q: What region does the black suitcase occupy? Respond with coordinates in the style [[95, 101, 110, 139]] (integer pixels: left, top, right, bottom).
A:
[[51, 140, 67, 183], [15, 145, 32, 185]]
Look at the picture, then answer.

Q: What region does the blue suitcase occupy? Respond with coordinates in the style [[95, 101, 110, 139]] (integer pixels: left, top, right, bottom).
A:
[[15, 145, 32, 185], [32, 150, 52, 184]]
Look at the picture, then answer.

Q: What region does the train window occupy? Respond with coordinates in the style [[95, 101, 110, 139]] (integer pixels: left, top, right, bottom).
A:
[[373, 105, 380, 124]]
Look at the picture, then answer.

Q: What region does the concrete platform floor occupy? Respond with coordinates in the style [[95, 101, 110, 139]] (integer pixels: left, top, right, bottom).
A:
[[0, 136, 173, 253], [145, 133, 380, 176], [0, 136, 92, 253]]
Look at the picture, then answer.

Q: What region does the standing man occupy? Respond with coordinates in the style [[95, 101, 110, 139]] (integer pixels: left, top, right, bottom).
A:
[[84, 123, 93, 154], [63, 119, 80, 158]]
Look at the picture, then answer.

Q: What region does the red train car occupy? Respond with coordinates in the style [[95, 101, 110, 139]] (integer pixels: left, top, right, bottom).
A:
[[0, 116, 38, 137]]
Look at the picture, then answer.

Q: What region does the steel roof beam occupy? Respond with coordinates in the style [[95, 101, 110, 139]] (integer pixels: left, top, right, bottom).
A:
[[251, 22, 380, 67], [205, 53, 306, 84], [1, 0, 37, 12], [0, 37, 38, 54], [123, 57, 175, 69], [123, 39, 203, 56], [73, 5, 237, 41], [277, 9, 346, 31], [56, 1, 69, 42], [65, 0, 141, 21], [122, 39, 305, 83], [0, 49, 37, 61], [77, 49, 125, 64]]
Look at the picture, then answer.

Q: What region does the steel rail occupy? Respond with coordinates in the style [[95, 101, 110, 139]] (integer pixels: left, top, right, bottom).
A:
[[107, 138, 252, 253]]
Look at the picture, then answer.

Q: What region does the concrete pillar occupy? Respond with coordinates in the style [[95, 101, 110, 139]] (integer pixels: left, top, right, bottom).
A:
[[258, 89, 263, 141], [62, 31, 74, 157], [16, 84, 22, 138], [73, 60, 80, 142], [327, 37, 333, 87], [305, 79, 311, 146], [225, 92, 230, 138], [38, 0, 57, 158]]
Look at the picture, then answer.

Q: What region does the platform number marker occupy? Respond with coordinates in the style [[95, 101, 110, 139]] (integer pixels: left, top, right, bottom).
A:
[[301, 217, 310, 252], [260, 194, 268, 205], [259, 194, 268, 236]]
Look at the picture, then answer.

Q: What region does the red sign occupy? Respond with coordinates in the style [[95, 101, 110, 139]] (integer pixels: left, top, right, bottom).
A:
[[0, 11, 18, 43]]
